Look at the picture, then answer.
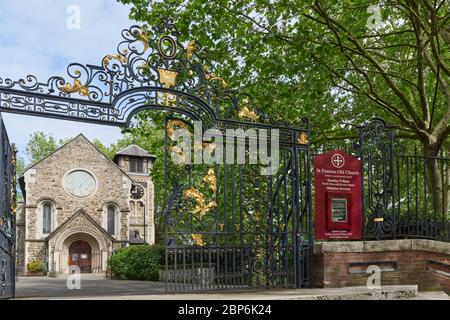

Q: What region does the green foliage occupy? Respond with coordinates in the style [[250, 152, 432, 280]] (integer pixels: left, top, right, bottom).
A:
[[92, 139, 117, 160], [117, 0, 449, 154], [26, 132, 68, 165], [107, 245, 164, 281], [26, 260, 45, 273], [117, 0, 450, 214]]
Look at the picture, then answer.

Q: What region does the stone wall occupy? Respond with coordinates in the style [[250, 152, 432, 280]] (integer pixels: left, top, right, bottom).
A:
[[15, 204, 26, 274], [26, 241, 47, 266], [314, 239, 450, 292], [128, 173, 155, 245]]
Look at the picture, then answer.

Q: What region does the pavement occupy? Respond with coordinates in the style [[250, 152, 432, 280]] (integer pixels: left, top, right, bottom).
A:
[[65, 285, 420, 300], [407, 291, 450, 300], [13, 274, 449, 300], [15, 274, 165, 299]]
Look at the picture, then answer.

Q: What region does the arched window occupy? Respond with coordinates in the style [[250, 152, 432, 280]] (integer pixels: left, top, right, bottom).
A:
[[107, 206, 116, 235], [43, 203, 52, 234], [135, 201, 143, 214]]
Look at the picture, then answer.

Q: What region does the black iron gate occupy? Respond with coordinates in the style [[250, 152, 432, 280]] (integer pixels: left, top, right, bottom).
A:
[[0, 18, 314, 294], [0, 113, 16, 299], [163, 118, 312, 292]]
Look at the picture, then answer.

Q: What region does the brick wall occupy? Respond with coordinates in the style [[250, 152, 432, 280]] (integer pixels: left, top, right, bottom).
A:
[[314, 240, 450, 292]]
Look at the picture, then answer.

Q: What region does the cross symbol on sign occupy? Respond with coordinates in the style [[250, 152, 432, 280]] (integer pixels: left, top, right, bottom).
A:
[[331, 154, 345, 168]]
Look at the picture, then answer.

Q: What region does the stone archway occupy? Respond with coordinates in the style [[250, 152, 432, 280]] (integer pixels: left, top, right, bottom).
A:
[[50, 227, 112, 274], [64, 235, 99, 274]]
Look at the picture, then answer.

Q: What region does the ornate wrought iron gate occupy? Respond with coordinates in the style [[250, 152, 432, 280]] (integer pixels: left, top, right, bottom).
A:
[[0, 18, 313, 295], [358, 118, 449, 240], [0, 113, 16, 299], [163, 119, 312, 292]]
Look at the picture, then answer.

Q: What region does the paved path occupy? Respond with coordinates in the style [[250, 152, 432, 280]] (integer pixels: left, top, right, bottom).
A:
[[15, 274, 165, 299], [14, 275, 449, 300], [66, 285, 421, 300], [14, 275, 428, 300]]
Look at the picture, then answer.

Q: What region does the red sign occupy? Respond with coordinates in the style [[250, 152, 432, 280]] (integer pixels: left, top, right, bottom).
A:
[[314, 150, 362, 240]]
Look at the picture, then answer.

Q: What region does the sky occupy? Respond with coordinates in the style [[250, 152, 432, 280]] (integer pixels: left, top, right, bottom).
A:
[[0, 0, 135, 160]]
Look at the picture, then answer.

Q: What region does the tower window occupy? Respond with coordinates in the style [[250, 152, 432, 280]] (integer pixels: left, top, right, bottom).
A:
[[129, 157, 144, 173]]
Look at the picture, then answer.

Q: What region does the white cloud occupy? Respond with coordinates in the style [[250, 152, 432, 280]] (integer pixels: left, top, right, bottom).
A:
[[0, 0, 135, 159]]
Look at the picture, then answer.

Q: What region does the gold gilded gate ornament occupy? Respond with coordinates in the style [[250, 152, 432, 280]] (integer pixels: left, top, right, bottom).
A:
[[167, 119, 191, 165], [183, 187, 217, 218], [238, 98, 259, 121], [58, 79, 89, 97], [158, 68, 178, 106], [186, 41, 199, 60], [298, 132, 309, 145], [203, 169, 217, 193], [169, 146, 187, 165], [158, 68, 178, 88], [239, 106, 259, 121], [202, 168, 217, 192], [167, 119, 191, 139], [133, 27, 150, 52], [194, 141, 216, 153], [205, 72, 227, 88], [191, 234, 205, 246], [103, 49, 129, 68]]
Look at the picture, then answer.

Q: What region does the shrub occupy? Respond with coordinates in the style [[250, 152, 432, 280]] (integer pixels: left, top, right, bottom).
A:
[[107, 245, 164, 281], [26, 260, 45, 273]]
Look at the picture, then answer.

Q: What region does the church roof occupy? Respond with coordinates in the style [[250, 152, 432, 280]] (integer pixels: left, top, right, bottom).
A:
[[114, 144, 156, 160]]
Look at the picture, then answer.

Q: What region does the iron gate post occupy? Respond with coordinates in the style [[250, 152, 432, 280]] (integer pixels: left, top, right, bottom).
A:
[[0, 112, 15, 299], [291, 144, 302, 289], [306, 121, 314, 288], [358, 126, 366, 240]]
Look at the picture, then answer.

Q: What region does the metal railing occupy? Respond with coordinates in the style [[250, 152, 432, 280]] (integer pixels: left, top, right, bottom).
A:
[[312, 118, 450, 242]]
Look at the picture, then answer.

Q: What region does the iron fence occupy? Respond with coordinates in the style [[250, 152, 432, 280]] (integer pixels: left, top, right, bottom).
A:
[[312, 118, 450, 242], [370, 149, 450, 241]]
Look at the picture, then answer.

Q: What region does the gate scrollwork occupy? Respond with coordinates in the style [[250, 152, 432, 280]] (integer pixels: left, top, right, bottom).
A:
[[359, 118, 397, 239]]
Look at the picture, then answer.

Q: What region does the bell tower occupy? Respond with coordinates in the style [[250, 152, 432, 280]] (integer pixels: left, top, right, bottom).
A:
[[113, 144, 156, 245]]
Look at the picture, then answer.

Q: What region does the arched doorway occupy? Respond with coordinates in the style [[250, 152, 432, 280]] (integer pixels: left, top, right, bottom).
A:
[[69, 240, 92, 273]]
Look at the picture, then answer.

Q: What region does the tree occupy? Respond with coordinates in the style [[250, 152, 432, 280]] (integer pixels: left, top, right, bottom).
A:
[[118, 0, 449, 150], [118, 0, 449, 213], [25, 132, 68, 165]]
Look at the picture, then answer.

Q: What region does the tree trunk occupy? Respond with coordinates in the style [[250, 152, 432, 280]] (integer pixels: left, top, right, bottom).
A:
[[423, 144, 449, 218]]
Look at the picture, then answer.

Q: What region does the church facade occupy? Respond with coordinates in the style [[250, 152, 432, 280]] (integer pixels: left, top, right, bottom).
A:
[[16, 135, 156, 275]]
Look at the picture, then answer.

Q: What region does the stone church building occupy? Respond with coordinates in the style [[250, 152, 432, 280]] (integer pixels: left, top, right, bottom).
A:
[[16, 135, 156, 275]]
